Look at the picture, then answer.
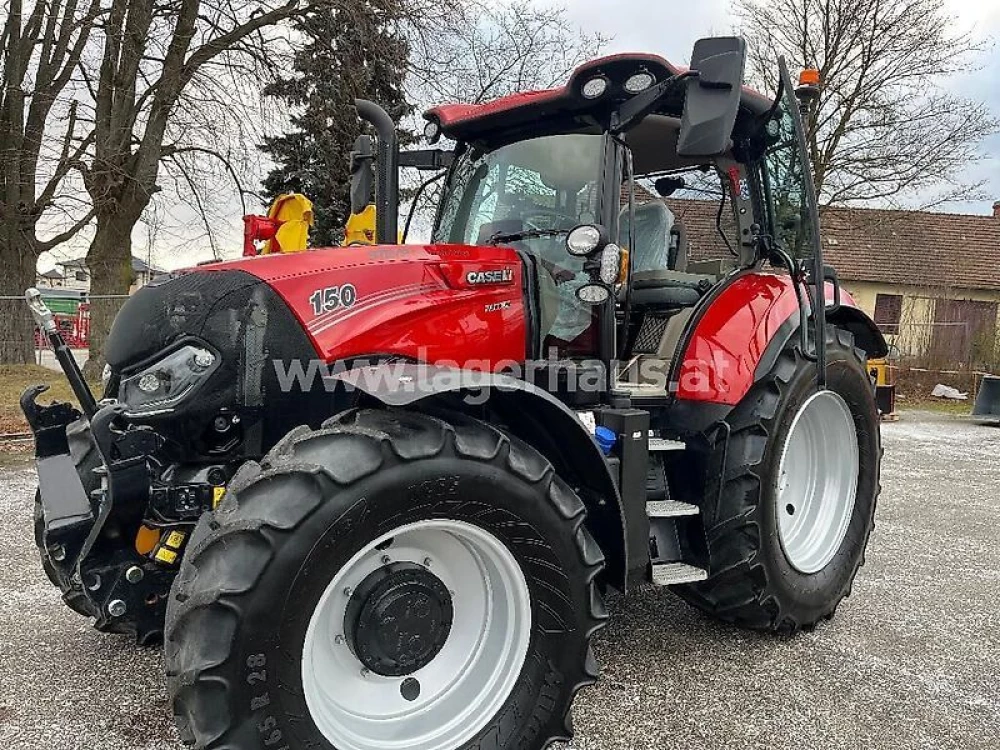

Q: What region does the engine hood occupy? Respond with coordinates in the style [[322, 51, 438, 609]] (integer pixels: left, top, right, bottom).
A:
[[194, 243, 528, 366]]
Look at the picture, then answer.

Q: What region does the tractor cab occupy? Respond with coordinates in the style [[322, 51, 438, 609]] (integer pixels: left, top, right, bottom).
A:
[[361, 38, 833, 403]]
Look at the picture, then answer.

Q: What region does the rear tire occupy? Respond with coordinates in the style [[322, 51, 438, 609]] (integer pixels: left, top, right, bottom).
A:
[[676, 329, 880, 632], [165, 409, 606, 749]]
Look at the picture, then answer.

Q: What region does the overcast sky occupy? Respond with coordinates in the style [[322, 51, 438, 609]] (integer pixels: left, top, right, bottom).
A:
[[39, 0, 1000, 273]]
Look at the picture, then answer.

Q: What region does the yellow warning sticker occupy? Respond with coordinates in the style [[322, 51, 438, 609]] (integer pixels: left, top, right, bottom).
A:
[[212, 486, 226, 509], [155, 548, 178, 565], [165, 530, 186, 549]]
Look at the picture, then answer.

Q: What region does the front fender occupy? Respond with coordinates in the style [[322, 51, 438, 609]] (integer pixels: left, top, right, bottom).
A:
[[332, 364, 631, 589]]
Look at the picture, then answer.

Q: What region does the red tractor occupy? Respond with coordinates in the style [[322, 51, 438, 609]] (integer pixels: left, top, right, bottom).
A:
[[24, 37, 885, 750]]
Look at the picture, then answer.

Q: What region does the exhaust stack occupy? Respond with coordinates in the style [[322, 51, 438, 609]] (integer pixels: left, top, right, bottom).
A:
[[355, 99, 400, 244]]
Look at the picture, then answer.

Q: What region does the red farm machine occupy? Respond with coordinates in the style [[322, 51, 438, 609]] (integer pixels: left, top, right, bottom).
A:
[[23, 37, 885, 750]]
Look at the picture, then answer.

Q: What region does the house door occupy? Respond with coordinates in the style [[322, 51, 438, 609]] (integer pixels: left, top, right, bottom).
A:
[[931, 299, 998, 367]]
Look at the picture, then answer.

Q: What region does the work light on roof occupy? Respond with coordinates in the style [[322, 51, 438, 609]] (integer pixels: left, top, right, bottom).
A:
[[581, 76, 609, 100], [624, 71, 656, 94], [424, 120, 441, 144]]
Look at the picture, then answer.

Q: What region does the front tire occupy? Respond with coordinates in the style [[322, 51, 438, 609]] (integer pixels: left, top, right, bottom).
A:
[[676, 329, 881, 632], [165, 409, 607, 750]]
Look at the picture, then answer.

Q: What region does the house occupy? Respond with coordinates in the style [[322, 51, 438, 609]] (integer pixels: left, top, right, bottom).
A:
[[664, 198, 1000, 369], [36, 267, 66, 287], [45, 255, 166, 295]]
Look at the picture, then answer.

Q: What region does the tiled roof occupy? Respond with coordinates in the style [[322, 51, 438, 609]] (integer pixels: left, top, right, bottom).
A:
[[661, 199, 1000, 293]]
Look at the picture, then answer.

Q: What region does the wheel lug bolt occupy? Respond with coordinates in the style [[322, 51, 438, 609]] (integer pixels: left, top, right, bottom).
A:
[[344, 587, 352, 597], [334, 634, 344, 645], [423, 557, 432, 567], [380, 555, 391, 565], [360, 668, 370, 677]]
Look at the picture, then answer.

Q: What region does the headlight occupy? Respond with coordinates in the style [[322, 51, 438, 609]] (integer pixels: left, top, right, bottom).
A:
[[566, 224, 608, 256], [576, 283, 611, 305], [120, 344, 219, 415]]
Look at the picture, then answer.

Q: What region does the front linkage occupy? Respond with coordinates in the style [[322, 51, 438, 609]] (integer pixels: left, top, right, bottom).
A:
[[22, 290, 214, 644]]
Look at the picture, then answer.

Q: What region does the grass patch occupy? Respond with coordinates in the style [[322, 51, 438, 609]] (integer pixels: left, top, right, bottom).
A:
[[0, 364, 101, 436], [897, 397, 972, 416]]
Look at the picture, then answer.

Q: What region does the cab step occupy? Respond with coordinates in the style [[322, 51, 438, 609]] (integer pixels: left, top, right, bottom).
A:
[[649, 437, 685, 452], [646, 500, 700, 518], [651, 562, 709, 586]]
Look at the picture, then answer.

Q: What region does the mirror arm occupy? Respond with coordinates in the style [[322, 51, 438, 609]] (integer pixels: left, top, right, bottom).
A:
[[401, 171, 448, 243], [399, 149, 455, 171], [611, 70, 699, 134]]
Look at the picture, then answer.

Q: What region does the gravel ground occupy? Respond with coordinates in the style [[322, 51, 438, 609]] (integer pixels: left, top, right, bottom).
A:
[[1, 412, 997, 749]]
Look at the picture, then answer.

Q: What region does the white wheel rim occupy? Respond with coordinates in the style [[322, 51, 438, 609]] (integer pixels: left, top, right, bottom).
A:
[[775, 390, 859, 574], [302, 519, 532, 750]]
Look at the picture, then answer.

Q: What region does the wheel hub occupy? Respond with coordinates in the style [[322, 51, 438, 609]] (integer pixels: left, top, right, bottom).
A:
[[344, 563, 454, 676]]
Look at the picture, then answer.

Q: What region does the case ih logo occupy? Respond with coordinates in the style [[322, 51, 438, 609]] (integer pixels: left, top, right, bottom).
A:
[[466, 268, 514, 285]]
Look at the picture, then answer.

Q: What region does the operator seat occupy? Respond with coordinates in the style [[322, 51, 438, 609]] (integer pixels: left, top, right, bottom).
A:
[[620, 202, 713, 309]]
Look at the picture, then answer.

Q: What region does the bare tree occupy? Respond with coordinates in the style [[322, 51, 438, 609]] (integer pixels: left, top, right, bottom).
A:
[[76, 0, 306, 375], [0, 0, 102, 363], [400, 1, 609, 239], [736, 0, 998, 207], [409, 1, 609, 107]]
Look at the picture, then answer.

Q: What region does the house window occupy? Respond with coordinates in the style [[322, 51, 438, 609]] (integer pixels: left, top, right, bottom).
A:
[[75, 271, 88, 282], [874, 293, 902, 335]]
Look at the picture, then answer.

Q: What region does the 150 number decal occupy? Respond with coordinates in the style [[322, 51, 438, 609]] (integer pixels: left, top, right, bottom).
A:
[[309, 284, 358, 315]]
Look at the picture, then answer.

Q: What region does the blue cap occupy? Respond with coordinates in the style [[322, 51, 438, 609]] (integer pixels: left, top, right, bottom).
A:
[[594, 426, 617, 456]]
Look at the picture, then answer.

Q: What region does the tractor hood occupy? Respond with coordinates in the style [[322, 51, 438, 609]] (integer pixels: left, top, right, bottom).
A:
[[201, 244, 528, 366], [107, 243, 527, 375]]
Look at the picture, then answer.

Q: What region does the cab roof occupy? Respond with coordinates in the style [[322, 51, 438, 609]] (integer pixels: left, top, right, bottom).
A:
[[424, 52, 773, 143]]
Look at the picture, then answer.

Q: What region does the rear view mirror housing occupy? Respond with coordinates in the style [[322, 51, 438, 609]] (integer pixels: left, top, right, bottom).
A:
[[349, 135, 375, 216], [677, 37, 747, 158]]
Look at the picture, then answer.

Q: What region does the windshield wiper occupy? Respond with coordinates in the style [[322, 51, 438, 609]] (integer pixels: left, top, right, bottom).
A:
[[486, 228, 567, 246]]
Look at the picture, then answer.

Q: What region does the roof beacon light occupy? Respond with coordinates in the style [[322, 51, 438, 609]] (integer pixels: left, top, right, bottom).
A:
[[624, 71, 656, 94], [581, 76, 609, 100], [796, 67, 821, 105], [799, 68, 821, 87]]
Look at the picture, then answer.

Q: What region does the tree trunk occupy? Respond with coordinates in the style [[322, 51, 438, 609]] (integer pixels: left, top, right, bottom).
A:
[[83, 216, 135, 378], [0, 239, 40, 364]]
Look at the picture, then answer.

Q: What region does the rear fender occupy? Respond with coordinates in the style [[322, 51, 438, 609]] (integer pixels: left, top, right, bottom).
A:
[[754, 299, 889, 382], [673, 272, 886, 406], [332, 364, 631, 589]]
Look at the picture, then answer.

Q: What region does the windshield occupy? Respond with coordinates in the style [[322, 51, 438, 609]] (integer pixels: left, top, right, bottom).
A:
[[434, 133, 606, 352]]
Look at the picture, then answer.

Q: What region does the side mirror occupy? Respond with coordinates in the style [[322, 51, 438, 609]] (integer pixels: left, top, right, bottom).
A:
[[349, 135, 375, 215], [677, 36, 747, 158], [654, 176, 686, 197]]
